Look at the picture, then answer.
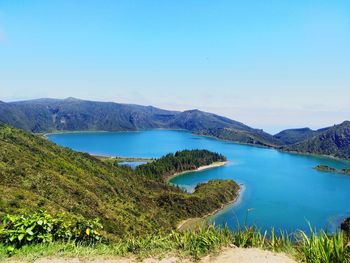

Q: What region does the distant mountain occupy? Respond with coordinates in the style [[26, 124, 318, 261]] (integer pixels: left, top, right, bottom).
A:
[[274, 127, 330, 145], [283, 121, 350, 159], [0, 98, 280, 147], [4, 98, 178, 132], [1, 98, 350, 158], [167, 109, 251, 131]]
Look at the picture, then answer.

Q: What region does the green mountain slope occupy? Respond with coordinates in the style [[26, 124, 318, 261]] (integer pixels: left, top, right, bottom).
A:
[[0, 98, 280, 147], [0, 124, 239, 237], [274, 127, 330, 145], [197, 127, 282, 147], [2, 98, 178, 132], [283, 121, 350, 159]]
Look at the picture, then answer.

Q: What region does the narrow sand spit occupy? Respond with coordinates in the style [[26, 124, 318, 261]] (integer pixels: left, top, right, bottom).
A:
[[166, 161, 228, 181], [6, 248, 297, 263]]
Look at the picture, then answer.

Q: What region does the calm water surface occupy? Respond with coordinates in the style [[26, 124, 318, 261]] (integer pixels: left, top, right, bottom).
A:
[[48, 130, 350, 233]]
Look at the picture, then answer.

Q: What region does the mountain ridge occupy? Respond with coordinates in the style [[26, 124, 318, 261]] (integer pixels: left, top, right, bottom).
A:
[[0, 98, 280, 147], [282, 121, 350, 159], [273, 127, 331, 145], [1, 98, 349, 159]]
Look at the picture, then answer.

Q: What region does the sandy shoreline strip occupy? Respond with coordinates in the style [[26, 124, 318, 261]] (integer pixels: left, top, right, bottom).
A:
[[166, 161, 228, 182]]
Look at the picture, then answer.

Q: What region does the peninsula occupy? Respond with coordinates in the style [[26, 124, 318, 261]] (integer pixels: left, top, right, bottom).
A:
[[314, 165, 350, 175]]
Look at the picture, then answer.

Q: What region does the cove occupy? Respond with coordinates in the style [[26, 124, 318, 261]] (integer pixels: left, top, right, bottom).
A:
[[47, 130, 350, 233]]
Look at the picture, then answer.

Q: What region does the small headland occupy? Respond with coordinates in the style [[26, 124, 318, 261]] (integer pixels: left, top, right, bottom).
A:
[[314, 164, 350, 175]]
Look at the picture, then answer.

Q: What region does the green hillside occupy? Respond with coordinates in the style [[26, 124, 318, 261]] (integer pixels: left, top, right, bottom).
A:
[[273, 127, 329, 145], [284, 121, 350, 159], [0, 124, 239, 237], [196, 127, 282, 147]]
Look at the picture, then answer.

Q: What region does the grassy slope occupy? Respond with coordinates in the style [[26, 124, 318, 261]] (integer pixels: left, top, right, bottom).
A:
[[0, 124, 239, 238]]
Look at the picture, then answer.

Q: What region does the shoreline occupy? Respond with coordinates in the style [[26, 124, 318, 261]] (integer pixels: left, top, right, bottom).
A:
[[194, 132, 350, 163], [92, 154, 154, 163], [279, 148, 350, 163], [41, 129, 350, 162], [177, 185, 243, 231], [40, 128, 190, 137], [166, 161, 228, 182]]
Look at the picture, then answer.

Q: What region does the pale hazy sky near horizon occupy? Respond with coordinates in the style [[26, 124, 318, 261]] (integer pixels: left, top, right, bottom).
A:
[[0, 0, 349, 133]]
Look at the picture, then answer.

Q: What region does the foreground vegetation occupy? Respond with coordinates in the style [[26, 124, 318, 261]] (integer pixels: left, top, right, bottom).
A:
[[1, 211, 350, 263], [0, 211, 103, 255]]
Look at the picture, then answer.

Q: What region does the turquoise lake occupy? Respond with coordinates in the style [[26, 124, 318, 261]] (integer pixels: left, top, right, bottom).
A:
[[47, 130, 350, 233]]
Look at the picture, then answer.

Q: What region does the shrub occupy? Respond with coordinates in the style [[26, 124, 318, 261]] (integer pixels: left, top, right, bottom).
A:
[[0, 211, 103, 255]]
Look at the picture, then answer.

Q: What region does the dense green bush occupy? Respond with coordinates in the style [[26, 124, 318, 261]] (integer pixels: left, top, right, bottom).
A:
[[0, 211, 103, 254]]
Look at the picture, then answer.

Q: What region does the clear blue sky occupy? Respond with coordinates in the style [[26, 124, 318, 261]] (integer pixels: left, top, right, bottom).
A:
[[0, 0, 349, 133]]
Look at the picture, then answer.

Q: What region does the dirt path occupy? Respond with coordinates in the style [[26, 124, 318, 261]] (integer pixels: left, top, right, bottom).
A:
[[6, 248, 297, 263], [201, 248, 297, 263]]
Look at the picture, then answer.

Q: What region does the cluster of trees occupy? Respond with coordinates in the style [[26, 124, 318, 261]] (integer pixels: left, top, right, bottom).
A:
[[135, 149, 226, 180]]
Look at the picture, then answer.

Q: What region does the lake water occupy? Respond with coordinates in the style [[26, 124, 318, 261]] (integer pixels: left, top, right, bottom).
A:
[[48, 130, 350, 233]]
